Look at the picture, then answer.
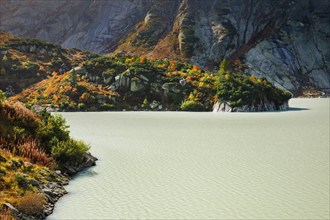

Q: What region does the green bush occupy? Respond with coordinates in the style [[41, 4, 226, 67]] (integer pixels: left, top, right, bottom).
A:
[[215, 61, 291, 108], [37, 113, 70, 153], [0, 90, 6, 101], [180, 100, 205, 111], [78, 103, 87, 111], [51, 139, 90, 166], [99, 103, 116, 111], [15, 173, 28, 188]]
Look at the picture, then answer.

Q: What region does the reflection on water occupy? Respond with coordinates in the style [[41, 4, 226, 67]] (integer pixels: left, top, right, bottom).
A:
[[48, 98, 329, 219], [287, 107, 310, 111], [73, 169, 98, 178]]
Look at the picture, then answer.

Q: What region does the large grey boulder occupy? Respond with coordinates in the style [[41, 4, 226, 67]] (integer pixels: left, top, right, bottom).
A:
[[130, 77, 145, 92], [70, 66, 87, 75]]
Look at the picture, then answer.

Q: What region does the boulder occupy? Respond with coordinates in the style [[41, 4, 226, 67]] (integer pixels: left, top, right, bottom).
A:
[[115, 75, 130, 90], [70, 66, 87, 75], [179, 78, 187, 86], [149, 100, 160, 109], [151, 82, 161, 93], [29, 45, 36, 52], [140, 75, 149, 82], [130, 77, 145, 92], [103, 76, 113, 84], [108, 84, 117, 91], [62, 152, 97, 176], [42, 188, 58, 197]]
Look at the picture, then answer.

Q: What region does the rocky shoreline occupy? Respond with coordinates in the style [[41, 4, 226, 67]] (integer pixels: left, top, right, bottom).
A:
[[213, 100, 289, 112], [3, 153, 97, 220]]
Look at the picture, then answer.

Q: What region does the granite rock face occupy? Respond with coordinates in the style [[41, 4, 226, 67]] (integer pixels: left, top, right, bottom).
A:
[[213, 100, 289, 112], [1, 0, 329, 94], [0, 0, 153, 53]]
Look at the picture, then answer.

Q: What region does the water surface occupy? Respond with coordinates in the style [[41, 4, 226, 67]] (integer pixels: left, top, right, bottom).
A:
[[49, 98, 329, 219]]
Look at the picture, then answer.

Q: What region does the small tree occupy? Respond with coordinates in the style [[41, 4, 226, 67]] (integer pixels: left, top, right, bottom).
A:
[[219, 59, 229, 75], [51, 139, 90, 167], [0, 90, 6, 102], [141, 98, 149, 108]]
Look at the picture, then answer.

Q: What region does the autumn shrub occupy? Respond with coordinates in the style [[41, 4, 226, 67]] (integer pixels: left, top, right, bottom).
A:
[[17, 139, 55, 167], [0, 101, 41, 135], [13, 192, 45, 216], [51, 139, 90, 167]]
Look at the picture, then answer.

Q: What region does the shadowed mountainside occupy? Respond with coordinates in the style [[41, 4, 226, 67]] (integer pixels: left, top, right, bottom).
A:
[[1, 0, 329, 95]]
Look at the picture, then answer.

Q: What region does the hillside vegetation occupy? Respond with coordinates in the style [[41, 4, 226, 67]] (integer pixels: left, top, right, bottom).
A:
[[0, 93, 94, 219], [0, 31, 291, 112], [0, 30, 88, 95]]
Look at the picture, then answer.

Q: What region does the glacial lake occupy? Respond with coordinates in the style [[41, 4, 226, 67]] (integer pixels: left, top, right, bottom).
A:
[[48, 98, 329, 219]]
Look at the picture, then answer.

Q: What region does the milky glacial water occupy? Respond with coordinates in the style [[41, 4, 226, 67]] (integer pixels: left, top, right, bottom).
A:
[[48, 98, 329, 220]]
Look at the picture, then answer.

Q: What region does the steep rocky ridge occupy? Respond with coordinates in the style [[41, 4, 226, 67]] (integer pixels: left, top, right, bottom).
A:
[[0, 0, 329, 95]]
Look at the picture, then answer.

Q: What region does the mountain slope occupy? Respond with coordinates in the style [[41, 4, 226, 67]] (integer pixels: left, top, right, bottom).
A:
[[1, 0, 329, 95], [1, 31, 291, 112]]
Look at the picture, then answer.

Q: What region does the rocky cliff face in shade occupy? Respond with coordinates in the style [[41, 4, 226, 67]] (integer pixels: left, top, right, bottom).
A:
[[0, 0, 153, 53], [1, 0, 329, 95]]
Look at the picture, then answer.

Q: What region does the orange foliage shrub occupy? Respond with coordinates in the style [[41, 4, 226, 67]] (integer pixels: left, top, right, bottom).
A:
[[186, 75, 193, 83], [17, 139, 55, 167], [140, 54, 147, 63], [1, 138, 55, 168], [168, 60, 176, 70], [193, 65, 200, 71], [53, 94, 60, 101], [0, 102, 41, 131], [38, 65, 46, 72], [12, 192, 45, 216]]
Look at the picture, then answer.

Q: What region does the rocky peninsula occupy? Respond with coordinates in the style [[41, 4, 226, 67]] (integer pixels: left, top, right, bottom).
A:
[[0, 98, 97, 219]]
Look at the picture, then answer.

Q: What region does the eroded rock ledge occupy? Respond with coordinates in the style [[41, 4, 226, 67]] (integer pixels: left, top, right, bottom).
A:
[[213, 101, 289, 112]]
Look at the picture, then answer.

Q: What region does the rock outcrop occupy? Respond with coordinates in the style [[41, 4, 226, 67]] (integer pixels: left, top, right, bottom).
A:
[[63, 153, 98, 176], [0, 153, 97, 219], [1, 0, 329, 95], [213, 100, 289, 112]]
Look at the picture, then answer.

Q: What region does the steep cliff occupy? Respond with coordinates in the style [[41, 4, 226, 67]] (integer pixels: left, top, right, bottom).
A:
[[1, 0, 329, 95]]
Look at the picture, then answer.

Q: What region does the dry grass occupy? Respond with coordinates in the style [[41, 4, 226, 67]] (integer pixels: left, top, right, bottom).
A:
[[17, 139, 55, 168], [0, 208, 16, 220], [0, 101, 41, 133], [11, 192, 45, 216], [1, 138, 55, 168]]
